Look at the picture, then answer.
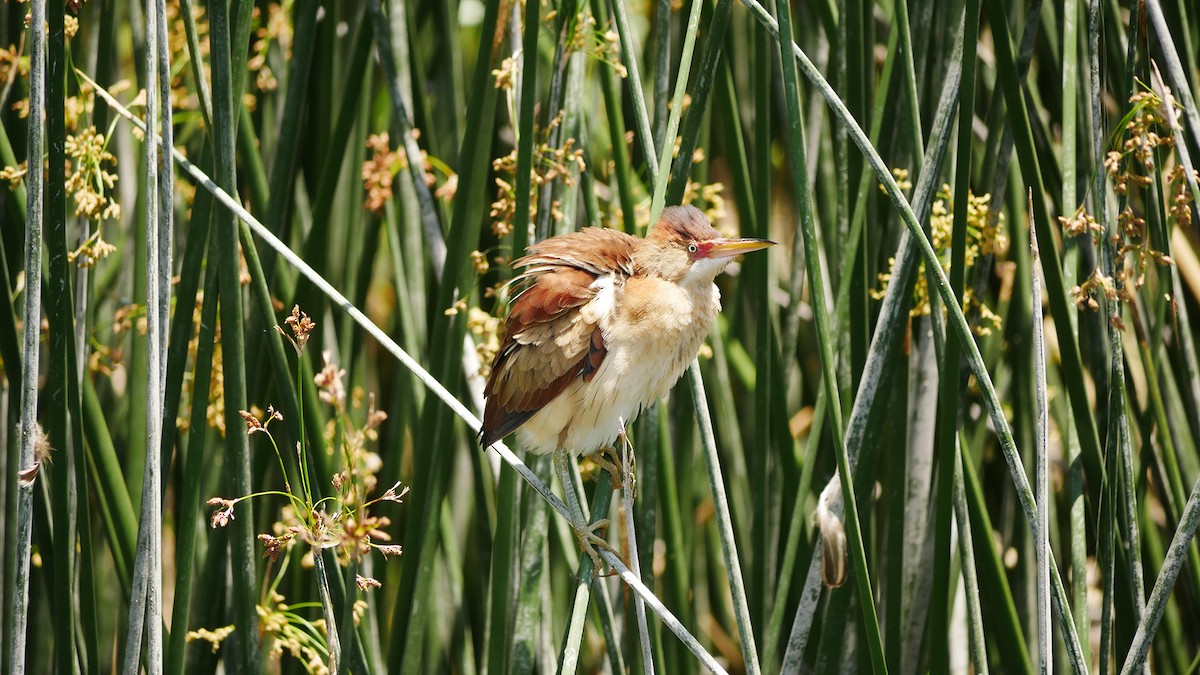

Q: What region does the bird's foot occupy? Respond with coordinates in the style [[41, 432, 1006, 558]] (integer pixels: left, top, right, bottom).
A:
[[573, 517, 615, 572], [594, 448, 623, 490], [594, 446, 637, 499]]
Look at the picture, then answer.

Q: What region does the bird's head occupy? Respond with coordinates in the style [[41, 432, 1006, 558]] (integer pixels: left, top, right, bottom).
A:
[[637, 205, 775, 286]]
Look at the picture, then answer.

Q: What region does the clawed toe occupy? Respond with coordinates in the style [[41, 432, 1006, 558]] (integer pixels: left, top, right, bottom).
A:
[[574, 518, 614, 572], [594, 449, 623, 489], [594, 445, 637, 498]]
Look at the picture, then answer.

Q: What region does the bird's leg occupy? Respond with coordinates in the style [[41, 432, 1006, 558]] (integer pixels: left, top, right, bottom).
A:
[[553, 447, 613, 572], [617, 417, 636, 500]]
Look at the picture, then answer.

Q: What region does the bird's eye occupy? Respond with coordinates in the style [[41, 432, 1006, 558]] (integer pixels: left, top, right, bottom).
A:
[[687, 243, 698, 254]]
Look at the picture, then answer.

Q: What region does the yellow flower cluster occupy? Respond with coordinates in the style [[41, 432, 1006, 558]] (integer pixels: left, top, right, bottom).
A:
[[682, 179, 727, 223], [871, 184, 1007, 336], [65, 126, 121, 221], [1069, 85, 1181, 313]]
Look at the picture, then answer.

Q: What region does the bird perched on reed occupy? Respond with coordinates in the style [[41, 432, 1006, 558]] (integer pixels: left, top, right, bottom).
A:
[[479, 205, 774, 566]]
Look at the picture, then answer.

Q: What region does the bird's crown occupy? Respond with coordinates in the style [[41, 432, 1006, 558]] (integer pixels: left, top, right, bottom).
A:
[[645, 205, 720, 245]]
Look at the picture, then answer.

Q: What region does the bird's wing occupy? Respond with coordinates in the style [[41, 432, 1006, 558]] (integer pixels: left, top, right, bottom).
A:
[[480, 228, 637, 448]]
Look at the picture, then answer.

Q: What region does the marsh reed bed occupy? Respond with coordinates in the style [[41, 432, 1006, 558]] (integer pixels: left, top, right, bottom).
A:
[[2, 0, 1200, 672]]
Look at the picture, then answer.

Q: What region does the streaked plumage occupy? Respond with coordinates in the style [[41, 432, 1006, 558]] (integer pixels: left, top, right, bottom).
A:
[[480, 205, 773, 456]]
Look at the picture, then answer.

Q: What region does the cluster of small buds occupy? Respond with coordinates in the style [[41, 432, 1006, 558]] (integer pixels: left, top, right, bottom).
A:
[[466, 307, 501, 378], [1075, 85, 1180, 307], [488, 118, 586, 236], [363, 397, 388, 437], [682, 179, 727, 223], [360, 130, 448, 213], [207, 340, 227, 435], [239, 405, 283, 435], [341, 511, 394, 558], [470, 250, 490, 275], [542, 140, 586, 188], [489, 179, 518, 237], [257, 532, 295, 561], [21, 3, 82, 35], [68, 228, 118, 269], [891, 167, 914, 193], [0, 107, 119, 262], [327, 394, 389, 504], [1059, 205, 1103, 238], [112, 303, 147, 336], [1070, 267, 1121, 316], [276, 304, 315, 354], [435, 172, 458, 200], [872, 185, 1006, 336], [513, 2, 608, 78], [257, 593, 331, 674], [207, 497, 237, 528], [0, 162, 27, 190], [963, 288, 1003, 337], [1106, 90, 1175, 196], [579, 15, 626, 77], [924, 186, 1007, 267], [356, 575, 382, 591], [184, 624, 235, 654], [248, 3, 292, 93], [362, 133, 402, 213], [492, 54, 518, 91], [64, 126, 122, 221], [165, 2, 208, 113], [314, 351, 347, 409], [86, 341, 123, 377], [0, 43, 24, 88], [1167, 165, 1198, 229], [482, 256, 511, 300]]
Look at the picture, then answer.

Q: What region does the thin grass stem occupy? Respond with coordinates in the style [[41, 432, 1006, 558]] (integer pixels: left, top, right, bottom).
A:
[[1030, 193, 1052, 675], [621, 427, 654, 674], [45, 0, 80, 671], [647, 0, 702, 223], [165, 263, 219, 675], [609, 0, 659, 187], [207, 0, 260, 666], [8, 0, 47, 669], [952, 440, 989, 675]]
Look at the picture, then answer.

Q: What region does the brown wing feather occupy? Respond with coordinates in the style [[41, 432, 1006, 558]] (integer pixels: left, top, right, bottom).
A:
[[512, 227, 638, 277], [479, 229, 636, 448]]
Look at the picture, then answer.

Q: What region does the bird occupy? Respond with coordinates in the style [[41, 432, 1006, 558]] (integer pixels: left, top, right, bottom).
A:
[[479, 205, 774, 566]]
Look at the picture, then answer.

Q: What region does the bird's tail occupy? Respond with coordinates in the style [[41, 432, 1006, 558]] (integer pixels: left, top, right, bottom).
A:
[[478, 410, 533, 451]]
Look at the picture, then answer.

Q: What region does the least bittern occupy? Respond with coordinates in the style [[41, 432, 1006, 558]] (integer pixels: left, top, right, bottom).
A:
[[479, 205, 774, 567]]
